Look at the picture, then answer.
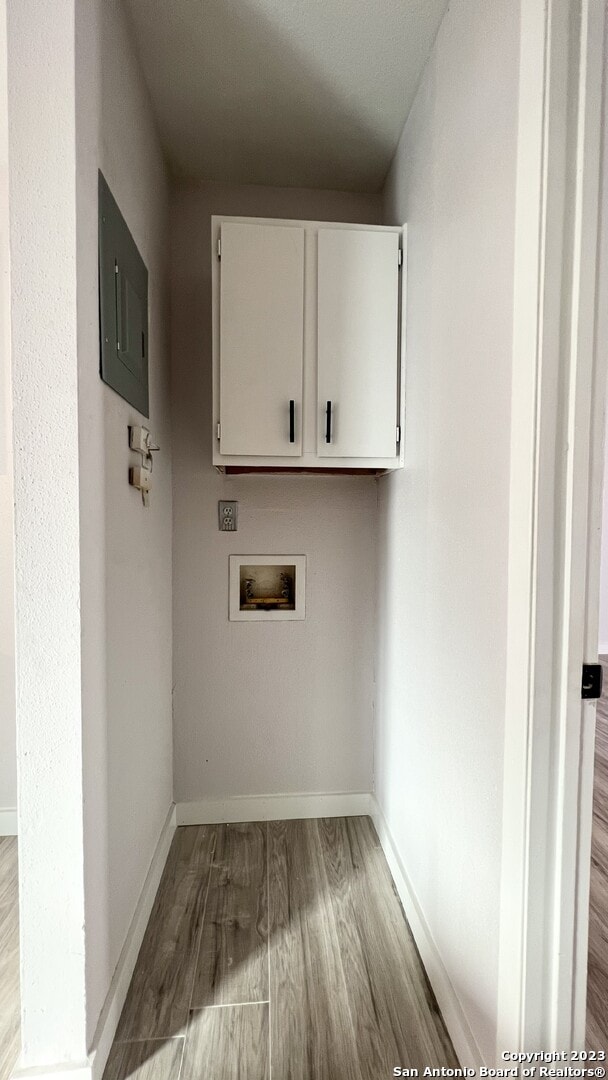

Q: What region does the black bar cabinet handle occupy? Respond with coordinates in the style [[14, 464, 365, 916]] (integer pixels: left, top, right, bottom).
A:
[[289, 400, 295, 443], [326, 400, 332, 443]]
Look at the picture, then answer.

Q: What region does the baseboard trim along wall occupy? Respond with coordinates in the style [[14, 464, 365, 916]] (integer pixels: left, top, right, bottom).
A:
[[369, 796, 484, 1070], [11, 1062, 93, 1080], [175, 790, 374, 825], [0, 808, 17, 835], [87, 803, 177, 1080]]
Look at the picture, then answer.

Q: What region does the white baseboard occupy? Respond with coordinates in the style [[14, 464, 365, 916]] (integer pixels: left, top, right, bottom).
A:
[[369, 796, 484, 1070], [598, 639, 608, 655], [87, 803, 176, 1080], [11, 1062, 93, 1080], [176, 790, 374, 825], [0, 808, 18, 835]]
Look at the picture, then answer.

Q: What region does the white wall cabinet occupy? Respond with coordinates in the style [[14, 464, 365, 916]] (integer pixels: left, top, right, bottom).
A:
[[212, 215, 405, 471]]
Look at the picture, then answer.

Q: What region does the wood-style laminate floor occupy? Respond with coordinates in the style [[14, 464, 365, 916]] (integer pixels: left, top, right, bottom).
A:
[[587, 658, 608, 1051], [0, 837, 20, 1080], [105, 817, 457, 1080]]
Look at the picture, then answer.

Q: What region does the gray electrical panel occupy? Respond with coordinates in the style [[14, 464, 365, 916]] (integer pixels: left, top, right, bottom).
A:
[[98, 171, 149, 417]]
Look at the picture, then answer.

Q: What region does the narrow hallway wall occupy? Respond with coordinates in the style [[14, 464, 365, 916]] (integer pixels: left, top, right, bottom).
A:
[[376, 0, 519, 1064], [0, 0, 15, 831], [7, 0, 88, 1061], [75, 0, 173, 1044], [597, 257, 608, 653], [599, 435, 608, 652], [170, 182, 380, 807], [594, 6, 608, 657]]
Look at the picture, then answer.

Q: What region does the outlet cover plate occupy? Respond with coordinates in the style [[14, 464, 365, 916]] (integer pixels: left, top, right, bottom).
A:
[[219, 501, 238, 531]]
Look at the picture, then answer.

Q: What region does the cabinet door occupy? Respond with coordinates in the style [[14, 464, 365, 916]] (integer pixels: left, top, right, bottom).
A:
[[219, 222, 304, 456], [317, 228, 400, 458]]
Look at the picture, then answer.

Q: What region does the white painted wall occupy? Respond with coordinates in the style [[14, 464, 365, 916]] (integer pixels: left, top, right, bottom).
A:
[[0, 0, 15, 825], [75, 0, 173, 1044], [598, 30, 608, 658], [171, 181, 380, 805], [600, 434, 608, 652], [376, 0, 519, 1065], [7, 0, 88, 1062], [600, 380, 608, 648], [7, 0, 171, 1062]]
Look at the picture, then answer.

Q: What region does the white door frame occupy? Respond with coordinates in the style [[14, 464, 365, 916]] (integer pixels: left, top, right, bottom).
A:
[[497, 0, 605, 1056]]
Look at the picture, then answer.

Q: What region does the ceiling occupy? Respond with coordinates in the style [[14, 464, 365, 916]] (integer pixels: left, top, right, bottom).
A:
[[125, 0, 449, 193]]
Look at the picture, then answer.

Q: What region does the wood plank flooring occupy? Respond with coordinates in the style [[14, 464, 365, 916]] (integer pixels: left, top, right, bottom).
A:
[[105, 818, 457, 1080], [191, 822, 267, 1009], [587, 657, 608, 1050], [0, 837, 20, 1080], [116, 824, 217, 1041]]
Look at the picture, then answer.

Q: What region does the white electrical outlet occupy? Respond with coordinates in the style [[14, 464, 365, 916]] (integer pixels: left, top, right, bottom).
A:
[[129, 425, 150, 453], [219, 501, 238, 531], [130, 464, 151, 491], [129, 465, 152, 509]]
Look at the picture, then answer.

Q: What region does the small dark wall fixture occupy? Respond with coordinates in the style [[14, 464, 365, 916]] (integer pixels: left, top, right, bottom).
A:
[[98, 171, 149, 416]]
